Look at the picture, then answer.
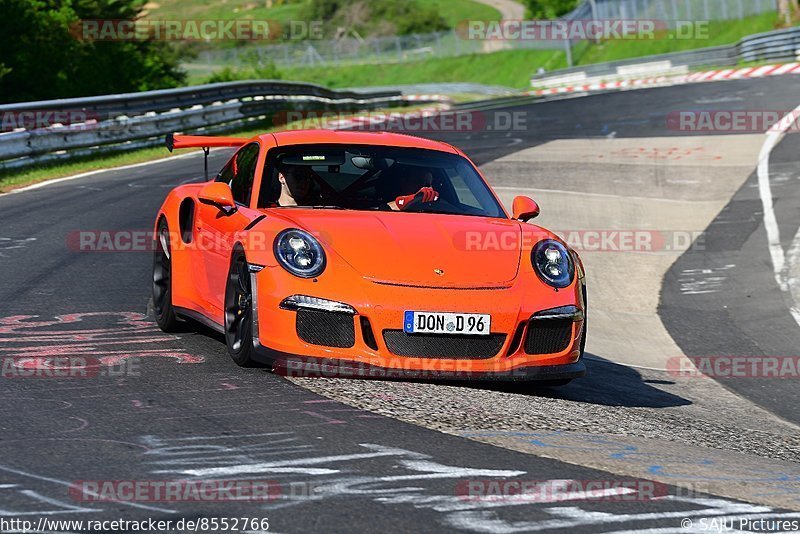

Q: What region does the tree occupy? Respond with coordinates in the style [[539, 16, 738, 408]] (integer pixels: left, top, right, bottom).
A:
[[0, 0, 185, 104], [778, 0, 799, 25], [779, 0, 791, 25], [524, 0, 581, 18], [303, 0, 448, 37]]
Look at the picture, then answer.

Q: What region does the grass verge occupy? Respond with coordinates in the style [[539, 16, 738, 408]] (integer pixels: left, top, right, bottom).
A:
[[282, 49, 568, 89], [275, 12, 791, 90], [570, 12, 788, 65]]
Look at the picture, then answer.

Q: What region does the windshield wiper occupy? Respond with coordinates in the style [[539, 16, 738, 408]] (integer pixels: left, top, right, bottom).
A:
[[414, 208, 489, 218]]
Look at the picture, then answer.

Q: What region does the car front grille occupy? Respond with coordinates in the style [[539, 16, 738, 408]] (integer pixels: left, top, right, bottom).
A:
[[382, 330, 506, 359], [296, 309, 356, 348], [523, 318, 573, 355]]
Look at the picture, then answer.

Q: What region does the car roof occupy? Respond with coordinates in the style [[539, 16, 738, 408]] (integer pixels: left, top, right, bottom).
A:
[[262, 129, 460, 154]]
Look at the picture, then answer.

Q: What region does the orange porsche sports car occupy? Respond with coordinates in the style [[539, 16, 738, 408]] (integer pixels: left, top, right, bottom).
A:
[[153, 130, 586, 383]]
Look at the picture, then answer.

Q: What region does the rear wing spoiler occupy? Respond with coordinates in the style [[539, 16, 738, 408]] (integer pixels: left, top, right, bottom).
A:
[[165, 133, 248, 152], [165, 133, 249, 180]]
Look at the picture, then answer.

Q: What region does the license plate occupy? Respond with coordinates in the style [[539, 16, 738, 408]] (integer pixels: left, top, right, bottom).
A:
[[404, 311, 491, 336]]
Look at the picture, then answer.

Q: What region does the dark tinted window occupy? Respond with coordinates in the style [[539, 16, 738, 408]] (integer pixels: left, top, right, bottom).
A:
[[217, 143, 260, 206], [258, 144, 505, 218]]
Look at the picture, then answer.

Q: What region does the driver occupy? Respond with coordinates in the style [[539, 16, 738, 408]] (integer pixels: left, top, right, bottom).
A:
[[385, 171, 439, 211], [277, 165, 320, 207]]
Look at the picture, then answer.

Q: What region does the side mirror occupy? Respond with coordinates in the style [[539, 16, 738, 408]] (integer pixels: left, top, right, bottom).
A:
[[199, 182, 237, 215], [512, 195, 539, 222]]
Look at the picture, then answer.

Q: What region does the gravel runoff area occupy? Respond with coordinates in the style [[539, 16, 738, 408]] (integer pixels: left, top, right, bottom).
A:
[[288, 357, 800, 465]]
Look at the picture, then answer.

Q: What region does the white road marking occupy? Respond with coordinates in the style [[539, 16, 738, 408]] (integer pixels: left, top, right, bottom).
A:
[[6, 151, 200, 195], [756, 104, 800, 327], [787, 226, 800, 325], [0, 464, 175, 514], [443, 496, 783, 533], [677, 265, 736, 296], [156, 448, 419, 477]]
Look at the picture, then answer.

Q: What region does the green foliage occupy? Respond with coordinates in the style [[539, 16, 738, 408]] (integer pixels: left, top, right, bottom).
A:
[[204, 51, 283, 83], [524, 0, 581, 18], [303, 0, 449, 37], [273, 11, 788, 91], [0, 0, 185, 103], [281, 49, 567, 89]]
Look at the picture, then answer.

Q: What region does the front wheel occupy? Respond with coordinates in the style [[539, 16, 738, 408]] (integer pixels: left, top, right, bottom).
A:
[[224, 250, 258, 367]]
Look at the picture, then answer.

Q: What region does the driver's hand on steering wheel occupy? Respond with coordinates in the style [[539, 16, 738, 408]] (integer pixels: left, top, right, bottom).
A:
[[395, 187, 439, 210]]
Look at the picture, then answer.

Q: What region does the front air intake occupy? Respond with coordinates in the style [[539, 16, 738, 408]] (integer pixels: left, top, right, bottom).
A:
[[296, 309, 356, 348], [523, 318, 573, 355], [382, 330, 506, 359]]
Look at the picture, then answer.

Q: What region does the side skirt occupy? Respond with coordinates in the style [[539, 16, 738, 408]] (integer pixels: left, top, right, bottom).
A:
[[174, 306, 225, 334]]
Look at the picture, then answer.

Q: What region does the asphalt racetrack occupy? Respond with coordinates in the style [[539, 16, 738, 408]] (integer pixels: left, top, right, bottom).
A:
[[1, 75, 799, 532]]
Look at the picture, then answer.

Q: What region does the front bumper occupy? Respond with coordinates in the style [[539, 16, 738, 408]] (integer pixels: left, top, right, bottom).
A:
[[252, 345, 586, 381], [250, 265, 586, 381]]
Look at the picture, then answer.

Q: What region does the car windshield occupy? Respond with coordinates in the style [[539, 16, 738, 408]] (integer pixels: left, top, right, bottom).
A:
[[258, 144, 506, 218]]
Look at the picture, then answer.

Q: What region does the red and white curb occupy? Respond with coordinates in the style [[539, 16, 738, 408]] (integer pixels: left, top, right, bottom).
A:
[[403, 94, 452, 103], [310, 103, 452, 130], [528, 76, 672, 95], [680, 62, 800, 82], [527, 62, 800, 97]]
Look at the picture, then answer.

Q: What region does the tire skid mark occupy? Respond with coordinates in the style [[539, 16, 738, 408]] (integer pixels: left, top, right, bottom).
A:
[[0, 312, 202, 369]]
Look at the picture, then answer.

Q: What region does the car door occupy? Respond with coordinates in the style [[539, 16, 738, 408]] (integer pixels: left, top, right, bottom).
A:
[[195, 142, 263, 319]]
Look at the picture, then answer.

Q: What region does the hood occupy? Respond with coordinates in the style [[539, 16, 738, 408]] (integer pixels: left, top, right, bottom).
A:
[[274, 210, 522, 288]]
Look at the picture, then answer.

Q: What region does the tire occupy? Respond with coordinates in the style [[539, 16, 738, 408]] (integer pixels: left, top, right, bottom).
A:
[[152, 219, 181, 332], [224, 250, 258, 367]]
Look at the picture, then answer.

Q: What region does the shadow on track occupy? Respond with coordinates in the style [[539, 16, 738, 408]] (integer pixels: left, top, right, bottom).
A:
[[452, 354, 691, 409], [174, 317, 689, 410]]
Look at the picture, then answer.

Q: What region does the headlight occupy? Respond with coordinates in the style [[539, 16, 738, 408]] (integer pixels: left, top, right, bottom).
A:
[[532, 239, 574, 288], [274, 229, 326, 278]]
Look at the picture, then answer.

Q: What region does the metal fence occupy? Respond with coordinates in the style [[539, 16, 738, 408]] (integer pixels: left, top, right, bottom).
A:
[[565, 0, 778, 24], [185, 0, 779, 74], [185, 30, 563, 78], [0, 82, 404, 170], [531, 25, 800, 86]]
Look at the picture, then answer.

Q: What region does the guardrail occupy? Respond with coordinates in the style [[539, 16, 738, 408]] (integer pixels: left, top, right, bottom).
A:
[[739, 26, 800, 63], [0, 81, 404, 170], [532, 26, 800, 87]]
